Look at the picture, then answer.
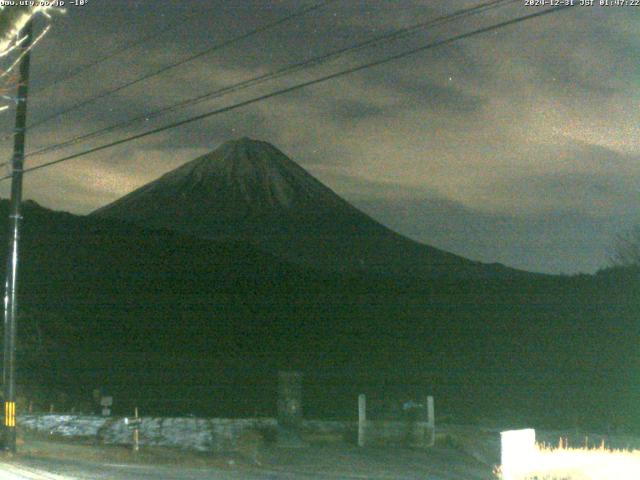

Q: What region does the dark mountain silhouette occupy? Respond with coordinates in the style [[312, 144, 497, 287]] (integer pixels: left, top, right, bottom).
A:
[[0, 200, 637, 429], [92, 138, 516, 278]]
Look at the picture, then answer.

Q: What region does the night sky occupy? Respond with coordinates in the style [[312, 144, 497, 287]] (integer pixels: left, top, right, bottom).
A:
[[0, 0, 637, 274]]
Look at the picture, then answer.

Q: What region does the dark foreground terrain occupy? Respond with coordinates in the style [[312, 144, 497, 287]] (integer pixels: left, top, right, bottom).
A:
[[3, 199, 639, 431], [3, 426, 496, 480], [8, 425, 640, 479]]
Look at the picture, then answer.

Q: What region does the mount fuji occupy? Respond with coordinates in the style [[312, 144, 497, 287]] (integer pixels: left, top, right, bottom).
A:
[[92, 138, 513, 278]]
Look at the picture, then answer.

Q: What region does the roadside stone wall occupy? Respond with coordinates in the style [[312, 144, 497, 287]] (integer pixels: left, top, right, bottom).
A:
[[19, 414, 277, 452], [18, 415, 431, 451]]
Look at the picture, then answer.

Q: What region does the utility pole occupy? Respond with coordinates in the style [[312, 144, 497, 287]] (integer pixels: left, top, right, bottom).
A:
[[2, 19, 33, 453]]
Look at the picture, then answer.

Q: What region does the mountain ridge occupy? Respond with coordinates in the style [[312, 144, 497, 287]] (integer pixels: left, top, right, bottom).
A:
[[0, 196, 634, 426], [92, 138, 519, 278]]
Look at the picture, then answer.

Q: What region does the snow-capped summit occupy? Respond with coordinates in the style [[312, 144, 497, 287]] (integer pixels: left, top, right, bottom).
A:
[[93, 138, 508, 277]]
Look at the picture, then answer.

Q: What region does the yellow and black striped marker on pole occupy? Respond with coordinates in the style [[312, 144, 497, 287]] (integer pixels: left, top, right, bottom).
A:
[[4, 401, 15, 427]]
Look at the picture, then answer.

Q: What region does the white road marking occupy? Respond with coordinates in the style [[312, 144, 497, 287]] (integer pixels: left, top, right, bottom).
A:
[[102, 463, 148, 469], [0, 463, 76, 480]]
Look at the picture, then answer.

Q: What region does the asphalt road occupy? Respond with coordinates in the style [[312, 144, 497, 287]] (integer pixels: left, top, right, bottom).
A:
[[2, 459, 288, 480], [0, 449, 494, 480], [4, 427, 499, 480]]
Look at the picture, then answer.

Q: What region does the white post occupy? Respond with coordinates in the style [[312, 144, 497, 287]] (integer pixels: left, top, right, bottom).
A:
[[426, 395, 435, 447], [358, 394, 366, 447], [133, 406, 140, 452]]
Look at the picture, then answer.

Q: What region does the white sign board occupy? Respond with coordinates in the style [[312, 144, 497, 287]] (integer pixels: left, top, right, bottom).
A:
[[500, 428, 537, 480]]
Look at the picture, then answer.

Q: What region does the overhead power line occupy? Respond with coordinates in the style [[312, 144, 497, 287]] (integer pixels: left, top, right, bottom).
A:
[[26, 0, 516, 159], [0, 5, 572, 182], [2, 0, 335, 142], [31, 10, 201, 93]]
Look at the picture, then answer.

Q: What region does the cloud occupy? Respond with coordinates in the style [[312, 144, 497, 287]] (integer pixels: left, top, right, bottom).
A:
[[307, 141, 640, 274], [20, 145, 207, 214], [347, 184, 636, 275], [0, 0, 634, 273], [469, 142, 640, 217]]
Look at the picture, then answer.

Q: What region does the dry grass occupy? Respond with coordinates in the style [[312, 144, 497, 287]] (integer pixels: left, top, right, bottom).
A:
[[496, 439, 640, 480]]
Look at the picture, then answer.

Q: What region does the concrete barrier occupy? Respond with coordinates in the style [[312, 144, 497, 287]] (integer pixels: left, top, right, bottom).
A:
[[19, 414, 434, 452], [19, 414, 277, 452]]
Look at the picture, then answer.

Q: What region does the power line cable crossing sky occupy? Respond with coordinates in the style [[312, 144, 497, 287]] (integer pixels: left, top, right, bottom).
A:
[[29, 9, 203, 93], [0, 0, 636, 274], [0, 0, 336, 143], [25, 0, 516, 160], [4, 4, 570, 179]]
